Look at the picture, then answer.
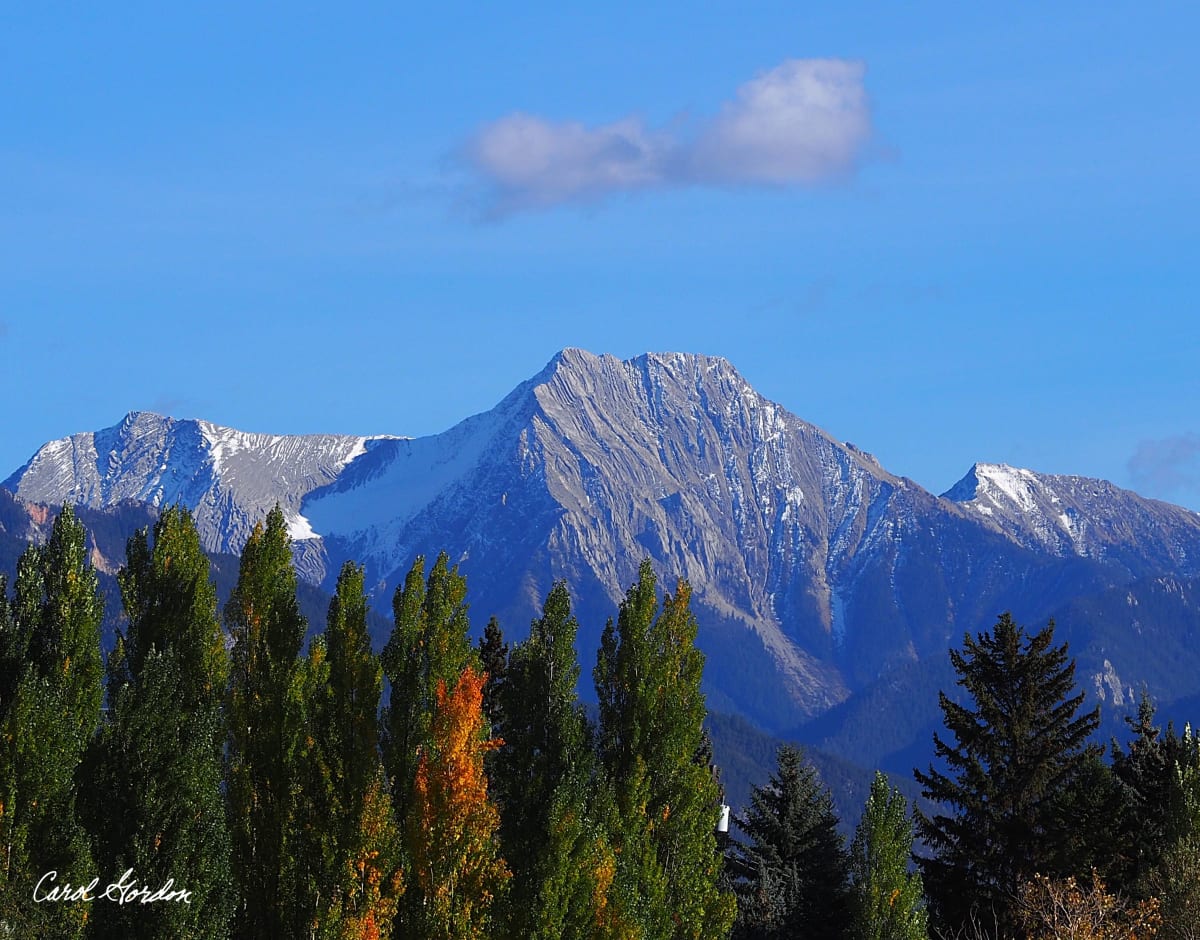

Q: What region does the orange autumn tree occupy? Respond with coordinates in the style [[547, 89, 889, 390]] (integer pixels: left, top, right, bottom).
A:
[[408, 665, 509, 940]]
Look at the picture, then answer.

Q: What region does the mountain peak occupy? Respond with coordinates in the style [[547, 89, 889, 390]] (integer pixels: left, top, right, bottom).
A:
[[943, 461, 1200, 568], [539, 348, 742, 382], [943, 462, 1035, 505]]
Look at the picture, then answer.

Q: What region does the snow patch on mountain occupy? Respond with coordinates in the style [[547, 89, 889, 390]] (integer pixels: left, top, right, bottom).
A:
[[3, 412, 389, 559]]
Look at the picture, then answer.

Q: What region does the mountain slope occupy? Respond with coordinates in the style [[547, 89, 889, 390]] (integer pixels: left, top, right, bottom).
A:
[[299, 349, 1200, 727], [944, 462, 1200, 575], [6, 349, 1200, 737], [2, 411, 389, 582]]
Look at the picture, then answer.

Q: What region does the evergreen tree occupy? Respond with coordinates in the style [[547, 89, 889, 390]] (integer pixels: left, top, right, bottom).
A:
[[594, 559, 736, 940], [728, 744, 851, 940], [1142, 722, 1200, 940], [1047, 751, 1127, 886], [477, 615, 507, 735], [408, 665, 509, 939], [224, 505, 308, 939], [82, 506, 232, 940], [1109, 692, 1196, 897], [849, 772, 927, 940], [0, 507, 104, 937], [914, 612, 1100, 937]]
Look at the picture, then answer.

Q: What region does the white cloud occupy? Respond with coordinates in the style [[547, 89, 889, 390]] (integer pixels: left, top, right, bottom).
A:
[[690, 59, 870, 185], [464, 114, 673, 214], [462, 57, 870, 216]]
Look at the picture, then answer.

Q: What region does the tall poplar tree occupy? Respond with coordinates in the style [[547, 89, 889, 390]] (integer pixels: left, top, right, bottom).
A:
[[82, 506, 232, 940], [0, 507, 103, 937], [594, 559, 735, 940], [381, 553, 477, 833], [849, 772, 927, 940], [292, 561, 403, 938], [408, 665, 509, 940], [381, 552, 478, 937], [496, 581, 621, 939], [224, 505, 307, 939], [287, 633, 335, 937], [914, 612, 1100, 937]]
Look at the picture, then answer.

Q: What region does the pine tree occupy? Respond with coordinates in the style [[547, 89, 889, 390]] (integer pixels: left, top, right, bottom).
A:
[[224, 505, 308, 938], [1109, 692, 1196, 897], [408, 665, 509, 939], [728, 744, 851, 940], [1139, 721, 1200, 939], [849, 772, 927, 940], [0, 507, 104, 937], [81, 506, 233, 940], [477, 615, 507, 735], [594, 559, 736, 940], [1047, 751, 1127, 886], [913, 612, 1100, 937]]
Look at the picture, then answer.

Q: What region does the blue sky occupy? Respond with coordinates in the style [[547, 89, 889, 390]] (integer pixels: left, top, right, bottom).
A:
[[2, 3, 1198, 507]]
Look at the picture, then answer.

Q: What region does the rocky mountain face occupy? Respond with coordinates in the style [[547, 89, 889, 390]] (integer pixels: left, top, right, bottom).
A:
[[943, 462, 1200, 576], [2, 411, 390, 583], [6, 349, 1200, 742]]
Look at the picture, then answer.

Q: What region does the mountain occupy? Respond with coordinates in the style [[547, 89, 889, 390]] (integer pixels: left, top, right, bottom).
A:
[[2, 411, 391, 582], [5, 349, 1200, 746], [944, 461, 1200, 575]]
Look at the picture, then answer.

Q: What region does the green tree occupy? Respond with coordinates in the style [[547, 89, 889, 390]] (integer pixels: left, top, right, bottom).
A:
[[0, 507, 104, 937], [914, 612, 1100, 937], [495, 581, 617, 938], [294, 561, 403, 938], [594, 559, 736, 940], [287, 634, 336, 937], [225, 505, 309, 938], [728, 744, 850, 940], [530, 774, 636, 940], [381, 553, 477, 820], [849, 771, 927, 940], [477, 615, 507, 735], [380, 552, 478, 937], [1141, 722, 1200, 940], [1110, 692, 1197, 899], [82, 506, 233, 940]]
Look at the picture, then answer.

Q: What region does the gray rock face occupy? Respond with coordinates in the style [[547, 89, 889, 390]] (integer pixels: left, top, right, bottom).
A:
[[943, 462, 1200, 576], [7, 350, 1200, 733], [2, 412, 386, 582]]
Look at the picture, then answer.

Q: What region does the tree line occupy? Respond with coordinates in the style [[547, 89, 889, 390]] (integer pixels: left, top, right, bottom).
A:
[[0, 504, 1197, 938], [724, 616, 1200, 940], [0, 504, 734, 938]]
